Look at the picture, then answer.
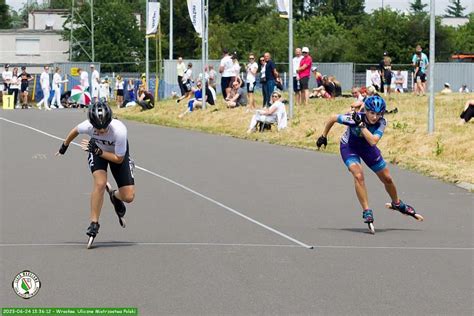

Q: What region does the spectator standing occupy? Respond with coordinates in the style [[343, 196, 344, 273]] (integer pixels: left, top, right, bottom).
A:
[[370, 67, 381, 92], [19, 67, 33, 109], [263, 52, 278, 107], [297, 47, 312, 106], [80, 67, 89, 92], [379, 52, 392, 95], [90, 64, 100, 102], [246, 54, 258, 111], [115, 75, 124, 106], [37, 65, 51, 110], [412, 45, 429, 96], [219, 49, 234, 100], [176, 63, 193, 103], [51, 67, 67, 109], [259, 56, 267, 107], [208, 65, 217, 90], [176, 57, 186, 96], [99, 78, 110, 101], [2, 64, 12, 93], [9, 67, 20, 108], [292, 48, 303, 105], [231, 53, 243, 87]]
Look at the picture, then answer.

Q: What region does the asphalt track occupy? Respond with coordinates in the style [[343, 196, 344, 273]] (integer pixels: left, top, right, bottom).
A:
[[0, 109, 473, 315]]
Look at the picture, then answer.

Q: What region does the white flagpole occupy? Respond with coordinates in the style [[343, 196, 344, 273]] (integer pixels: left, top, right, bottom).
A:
[[288, 0, 293, 119], [428, 0, 435, 133], [146, 0, 150, 89], [169, 0, 173, 60]]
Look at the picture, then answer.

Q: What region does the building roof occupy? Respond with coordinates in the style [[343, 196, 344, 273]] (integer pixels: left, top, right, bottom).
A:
[[0, 29, 62, 34]]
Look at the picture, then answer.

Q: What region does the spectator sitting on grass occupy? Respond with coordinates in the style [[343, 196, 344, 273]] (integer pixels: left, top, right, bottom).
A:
[[226, 80, 247, 108], [178, 80, 216, 118], [247, 90, 287, 133], [458, 99, 474, 125], [440, 82, 452, 95], [459, 84, 470, 93], [137, 85, 155, 111]]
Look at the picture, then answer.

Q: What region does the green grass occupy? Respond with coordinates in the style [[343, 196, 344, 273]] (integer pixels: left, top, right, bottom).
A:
[[115, 92, 474, 186]]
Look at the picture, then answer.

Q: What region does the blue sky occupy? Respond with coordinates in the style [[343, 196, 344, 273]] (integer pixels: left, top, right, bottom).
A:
[[6, 0, 474, 15]]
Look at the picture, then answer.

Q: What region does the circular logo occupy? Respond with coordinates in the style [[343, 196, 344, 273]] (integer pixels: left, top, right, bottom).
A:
[[12, 270, 41, 299]]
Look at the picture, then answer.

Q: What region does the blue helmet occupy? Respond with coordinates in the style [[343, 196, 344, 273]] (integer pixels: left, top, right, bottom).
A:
[[364, 95, 386, 114]]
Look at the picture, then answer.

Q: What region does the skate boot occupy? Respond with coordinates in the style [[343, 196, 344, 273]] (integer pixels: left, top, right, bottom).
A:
[[362, 209, 375, 234], [86, 221, 100, 249], [386, 200, 424, 221], [106, 182, 126, 228]]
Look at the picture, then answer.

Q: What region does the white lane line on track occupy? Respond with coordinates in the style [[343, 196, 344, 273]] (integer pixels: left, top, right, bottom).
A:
[[0, 242, 471, 251], [0, 117, 314, 250], [0, 242, 301, 248]]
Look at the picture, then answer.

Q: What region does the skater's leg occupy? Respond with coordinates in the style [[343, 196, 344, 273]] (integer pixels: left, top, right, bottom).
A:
[[90, 170, 107, 222], [348, 163, 369, 210], [116, 185, 135, 203], [375, 167, 399, 204]]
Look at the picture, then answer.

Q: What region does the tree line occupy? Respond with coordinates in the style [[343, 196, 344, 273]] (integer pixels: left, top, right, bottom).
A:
[[0, 0, 472, 72]]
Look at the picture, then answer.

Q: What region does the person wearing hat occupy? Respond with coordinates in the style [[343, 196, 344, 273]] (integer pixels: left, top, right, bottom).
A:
[[2, 64, 12, 93], [247, 90, 287, 133], [90, 64, 100, 102], [440, 82, 452, 95], [19, 66, 33, 108], [297, 47, 312, 106]]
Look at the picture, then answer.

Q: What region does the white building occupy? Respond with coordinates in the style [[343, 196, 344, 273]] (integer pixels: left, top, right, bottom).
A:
[[0, 9, 69, 65]]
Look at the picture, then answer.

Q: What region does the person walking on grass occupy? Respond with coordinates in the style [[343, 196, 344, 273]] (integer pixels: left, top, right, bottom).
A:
[[55, 101, 135, 245], [316, 95, 424, 234]]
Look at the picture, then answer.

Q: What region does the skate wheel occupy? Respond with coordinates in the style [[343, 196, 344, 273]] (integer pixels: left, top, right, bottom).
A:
[[119, 217, 126, 228], [87, 236, 95, 249], [368, 223, 375, 234], [414, 213, 424, 221]]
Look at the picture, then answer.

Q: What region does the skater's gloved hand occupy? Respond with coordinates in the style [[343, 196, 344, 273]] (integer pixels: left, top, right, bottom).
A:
[[81, 138, 103, 156], [316, 135, 327, 149], [352, 111, 365, 128], [56, 142, 69, 155]]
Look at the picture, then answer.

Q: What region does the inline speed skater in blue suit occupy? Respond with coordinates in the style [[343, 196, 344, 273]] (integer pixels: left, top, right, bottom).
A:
[[316, 95, 424, 234]]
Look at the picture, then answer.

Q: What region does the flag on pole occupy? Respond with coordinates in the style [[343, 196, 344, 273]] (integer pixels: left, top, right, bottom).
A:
[[187, 0, 203, 37], [276, 0, 289, 18], [146, 2, 161, 36]]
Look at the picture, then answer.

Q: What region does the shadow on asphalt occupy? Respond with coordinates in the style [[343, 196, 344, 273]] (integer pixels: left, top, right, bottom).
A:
[[319, 227, 423, 235]]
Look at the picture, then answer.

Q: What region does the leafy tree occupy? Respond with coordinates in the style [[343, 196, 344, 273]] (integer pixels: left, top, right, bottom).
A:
[[62, 1, 145, 72], [410, 0, 428, 14], [319, 0, 366, 26], [445, 0, 466, 17], [0, 0, 12, 29], [451, 13, 474, 52]]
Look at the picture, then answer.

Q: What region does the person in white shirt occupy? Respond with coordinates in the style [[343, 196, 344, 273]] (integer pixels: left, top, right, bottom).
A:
[[51, 67, 68, 109], [292, 48, 304, 105], [370, 68, 381, 92], [246, 54, 259, 111], [80, 67, 89, 91], [2, 64, 12, 93], [90, 64, 100, 102], [115, 75, 124, 106], [37, 65, 51, 110], [208, 65, 217, 89], [99, 78, 110, 101], [176, 57, 186, 96], [459, 84, 470, 93], [247, 90, 287, 133], [9, 67, 20, 108], [219, 48, 234, 99], [176, 63, 194, 103]]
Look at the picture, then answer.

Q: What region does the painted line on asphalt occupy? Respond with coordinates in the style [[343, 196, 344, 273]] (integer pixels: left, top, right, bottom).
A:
[[0, 117, 314, 250], [0, 242, 471, 251]]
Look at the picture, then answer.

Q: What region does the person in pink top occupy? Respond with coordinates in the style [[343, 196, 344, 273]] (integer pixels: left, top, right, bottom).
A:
[[297, 46, 312, 106]]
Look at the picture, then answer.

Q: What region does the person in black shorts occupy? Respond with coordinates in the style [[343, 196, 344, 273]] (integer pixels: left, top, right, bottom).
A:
[[459, 99, 474, 124], [56, 101, 135, 240], [19, 67, 33, 109]]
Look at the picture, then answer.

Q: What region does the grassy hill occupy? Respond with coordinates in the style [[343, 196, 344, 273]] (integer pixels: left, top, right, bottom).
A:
[[115, 92, 474, 187]]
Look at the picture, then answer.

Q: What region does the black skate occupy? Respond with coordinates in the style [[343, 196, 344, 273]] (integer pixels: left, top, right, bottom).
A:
[[86, 222, 100, 249], [106, 182, 126, 228], [362, 209, 375, 234], [385, 201, 424, 221]]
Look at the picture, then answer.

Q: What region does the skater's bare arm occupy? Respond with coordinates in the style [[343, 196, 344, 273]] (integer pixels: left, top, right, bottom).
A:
[[322, 115, 338, 137], [99, 151, 124, 164], [79, 139, 125, 164]]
